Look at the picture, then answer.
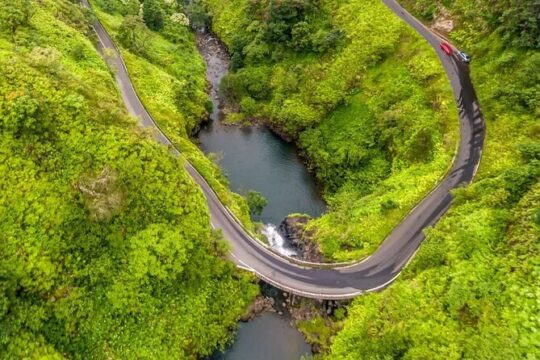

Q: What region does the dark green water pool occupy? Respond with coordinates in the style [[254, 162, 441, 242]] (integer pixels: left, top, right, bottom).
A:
[[196, 32, 325, 226], [212, 313, 312, 360], [196, 30, 320, 360]]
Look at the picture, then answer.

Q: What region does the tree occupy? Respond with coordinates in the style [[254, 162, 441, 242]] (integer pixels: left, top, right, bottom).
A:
[[142, 0, 165, 31], [117, 15, 150, 53], [266, 0, 316, 42], [291, 21, 311, 50], [0, 0, 35, 39], [311, 29, 345, 53], [404, 127, 434, 163], [100, 0, 120, 14], [246, 190, 268, 217], [0, 91, 41, 137], [494, 0, 540, 49], [76, 167, 123, 221], [120, 0, 141, 16], [185, 0, 209, 29]]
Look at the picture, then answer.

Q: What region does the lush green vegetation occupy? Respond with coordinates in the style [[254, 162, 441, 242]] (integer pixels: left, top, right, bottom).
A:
[[91, 0, 255, 230], [0, 0, 257, 357], [246, 190, 268, 218], [203, 0, 457, 260], [200, 0, 538, 357], [327, 1, 540, 358], [2, 0, 537, 358]]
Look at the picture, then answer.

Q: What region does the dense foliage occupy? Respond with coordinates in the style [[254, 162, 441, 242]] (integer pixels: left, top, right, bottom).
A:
[[328, 1, 540, 358], [0, 0, 257, 357], [92, 0, 255, 229], [403, 0, 540, 50], [246, 190, 268, 217], [0, 0, 35, 39], [142, 0, 165, 31], [2, 0, 537, 358], [204, 0, 457, 260], [200, 0, 539, 357]]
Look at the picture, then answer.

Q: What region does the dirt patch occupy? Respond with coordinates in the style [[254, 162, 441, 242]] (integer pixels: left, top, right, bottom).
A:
[[431, 7, 454, 34]]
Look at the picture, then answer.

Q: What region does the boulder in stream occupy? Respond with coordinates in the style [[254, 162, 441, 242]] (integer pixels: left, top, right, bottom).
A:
[[278, 215, 323, 262]]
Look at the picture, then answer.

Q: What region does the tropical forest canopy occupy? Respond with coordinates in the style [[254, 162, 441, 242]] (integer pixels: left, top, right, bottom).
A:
[[0, 0, 256, 358], [201, 0, 539, 358], [0, 0, 538, 359]]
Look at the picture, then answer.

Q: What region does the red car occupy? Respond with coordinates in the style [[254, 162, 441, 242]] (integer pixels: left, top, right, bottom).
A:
[[440, 42, 453, 56]]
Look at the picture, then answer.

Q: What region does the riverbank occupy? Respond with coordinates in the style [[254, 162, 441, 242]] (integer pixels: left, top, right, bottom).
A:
[[193, 27, 335, 357], [88, 4, 329, 356], [194, 28, 326, 227], [210, 280, 348, 359], [89, 3, 256, 232], [237, 281, 347, 356], [200, 0, 459, 262], [211, 312, 311, 360]]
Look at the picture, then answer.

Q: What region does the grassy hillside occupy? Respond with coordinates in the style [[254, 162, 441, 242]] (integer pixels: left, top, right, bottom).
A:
[[199, 0, 539, 357], [203, 0, 457, 260], [0, 0, 257, 358], [91, 0, 254, 230], [328, 1, 540, 358]]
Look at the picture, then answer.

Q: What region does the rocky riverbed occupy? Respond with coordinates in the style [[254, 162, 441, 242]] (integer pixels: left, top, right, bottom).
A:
[[239, 281, 348, 354], [278, 215, 324, 262]]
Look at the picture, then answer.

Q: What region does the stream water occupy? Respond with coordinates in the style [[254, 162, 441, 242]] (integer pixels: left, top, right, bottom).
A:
[[195, 30, 319, 360], [211, 313, 312, 360], [196, 32, 325, 227]]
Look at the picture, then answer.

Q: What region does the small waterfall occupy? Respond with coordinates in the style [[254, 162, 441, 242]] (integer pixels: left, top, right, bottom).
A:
[[262, 224, 297, 257]]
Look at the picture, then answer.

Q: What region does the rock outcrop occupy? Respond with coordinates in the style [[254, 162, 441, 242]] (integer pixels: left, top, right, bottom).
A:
[[241, 295, 275, 321], [278, 215, 323, 262], [431, 7, 454, 34]]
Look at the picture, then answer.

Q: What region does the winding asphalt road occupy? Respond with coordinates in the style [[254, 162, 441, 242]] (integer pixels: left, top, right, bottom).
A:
[[83, 0, 485, 299]]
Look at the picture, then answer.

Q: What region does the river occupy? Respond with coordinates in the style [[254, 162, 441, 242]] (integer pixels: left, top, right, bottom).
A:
[[211, 313, 312, 360], [195, 32, 325, 227], [195, 30, 319, 360]]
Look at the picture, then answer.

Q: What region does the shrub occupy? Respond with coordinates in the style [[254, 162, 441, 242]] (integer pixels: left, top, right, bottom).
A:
[[117, 15, 150, 54], [240, 96, 258, 116], [142, 0, 165, 31], [185, 0, 210, 29], [0, 0, 35, 39], [246, 190, 268, 217]]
